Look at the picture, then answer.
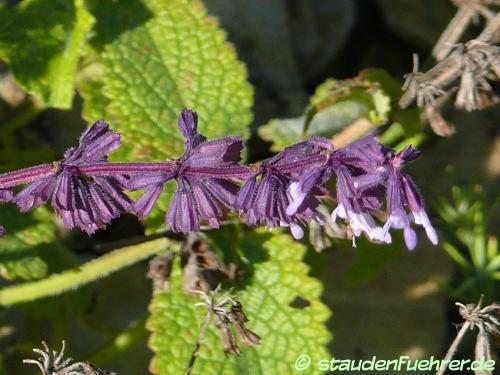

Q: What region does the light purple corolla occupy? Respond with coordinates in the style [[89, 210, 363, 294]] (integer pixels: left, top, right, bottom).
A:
[[287, 135, 391, 246], [349, 141, 438, 250], [379, 146, 437, 250], [235, 140, 327, 239]]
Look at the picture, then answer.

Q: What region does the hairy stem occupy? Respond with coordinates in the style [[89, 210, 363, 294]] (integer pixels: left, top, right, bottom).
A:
[[182, 165, 253, 179], [0, 162, 180, 188], [0, 238, 168, 307], [69, 161, 178, 176], [0, 164, 53, 188], [186, 311, 213, 375]]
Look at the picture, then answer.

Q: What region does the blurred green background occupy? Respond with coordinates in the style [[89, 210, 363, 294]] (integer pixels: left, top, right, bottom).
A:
[[0, 0, 498, 374]]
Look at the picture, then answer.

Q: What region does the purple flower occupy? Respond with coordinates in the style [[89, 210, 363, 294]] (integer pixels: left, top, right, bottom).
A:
[[287, 135, 391, 245], [0, 188, 13, 202], [132, 109, 251, 232], [235, 141, 327, 239], [350, 141, 438, 250], [377, 146, 438, 250], [14, 120, 133, 233]]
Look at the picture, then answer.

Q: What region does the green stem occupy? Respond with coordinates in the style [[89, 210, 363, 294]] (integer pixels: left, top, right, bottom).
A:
[[0, 238, 168, 307]]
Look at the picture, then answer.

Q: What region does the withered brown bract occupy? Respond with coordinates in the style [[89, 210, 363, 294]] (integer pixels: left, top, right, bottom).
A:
[[147, 251, 175, 292], [181, 232, 237, 294]]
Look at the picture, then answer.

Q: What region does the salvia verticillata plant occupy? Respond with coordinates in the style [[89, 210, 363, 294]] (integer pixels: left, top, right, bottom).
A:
[[400, 1, 500, 136], [0, 109, 438, 250]]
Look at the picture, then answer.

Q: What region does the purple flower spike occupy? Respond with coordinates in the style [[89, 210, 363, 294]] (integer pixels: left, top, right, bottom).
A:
[[14, 120, 133, 234], [236, 141, 327, 239], [287, 135, 390, 245], [157, 109, 251, 232]]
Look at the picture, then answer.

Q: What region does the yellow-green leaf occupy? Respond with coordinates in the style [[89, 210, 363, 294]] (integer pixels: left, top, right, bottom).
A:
[[83, 0, 253, 231]]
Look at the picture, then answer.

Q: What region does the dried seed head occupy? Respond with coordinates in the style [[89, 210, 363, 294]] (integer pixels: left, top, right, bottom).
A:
[[400, 54, 449, 109], [215, 315, 241, 355], [23, 341, 116, 375], [456, 296, 500, 334], [181, 233, 237, 295], [147, 252, 175, 291], [229, 302, 261, 346], [424, 106, 456, 137], [192, 288, 261, 356]]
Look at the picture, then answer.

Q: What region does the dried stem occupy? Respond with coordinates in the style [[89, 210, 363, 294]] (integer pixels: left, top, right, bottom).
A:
[[186, 311, 213, 375], [433, 0, 500, 60], [433, 4, 477, 61], [478, 11, 500, 42], [435, 321, 471, 375]]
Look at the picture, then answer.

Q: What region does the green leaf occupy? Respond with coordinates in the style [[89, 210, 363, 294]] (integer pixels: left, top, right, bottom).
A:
[[147, 229, 331, 374], [83, 0, 253, 231], [0, 205, 58, 281], [307, 77, 390, 128], [80, 73, 109, 122], [258, 116, 306, 152], [361, 68, 403, 102], [258, 100, 368, 152], [0, 0, 95, 108], [259, 75, 392, 151]]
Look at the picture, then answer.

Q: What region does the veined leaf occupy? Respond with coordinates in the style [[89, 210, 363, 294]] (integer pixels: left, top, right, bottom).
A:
[[0, 0, 95, 108], [147, 229, 331, 374], [83, 0, 253, 231]]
